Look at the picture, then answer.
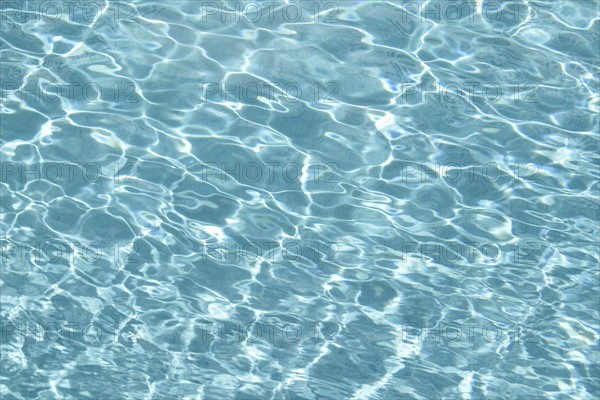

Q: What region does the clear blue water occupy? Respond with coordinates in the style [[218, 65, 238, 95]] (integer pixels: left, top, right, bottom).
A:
[[1, 1, 599, 399]]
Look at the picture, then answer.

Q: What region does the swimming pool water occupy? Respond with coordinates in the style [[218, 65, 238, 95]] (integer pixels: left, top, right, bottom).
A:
[[1, 1, 599, 399]]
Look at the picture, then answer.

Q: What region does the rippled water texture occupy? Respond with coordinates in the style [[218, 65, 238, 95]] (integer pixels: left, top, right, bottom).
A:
[[1, 0, 599, 399]]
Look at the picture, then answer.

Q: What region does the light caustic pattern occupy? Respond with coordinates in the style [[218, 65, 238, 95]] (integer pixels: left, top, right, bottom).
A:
[[0, 1, 599, 399]]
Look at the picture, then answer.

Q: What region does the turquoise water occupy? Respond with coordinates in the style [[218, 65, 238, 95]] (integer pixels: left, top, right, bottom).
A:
[[1, 0, 599, 399]]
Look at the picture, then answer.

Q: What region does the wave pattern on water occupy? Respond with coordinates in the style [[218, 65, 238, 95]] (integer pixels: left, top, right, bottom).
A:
[[1, 1, 599, 399]]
